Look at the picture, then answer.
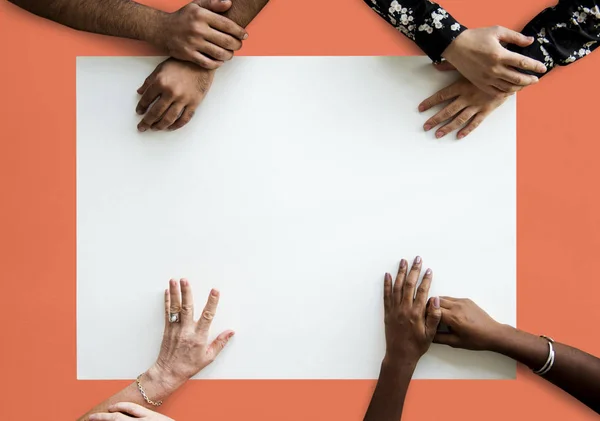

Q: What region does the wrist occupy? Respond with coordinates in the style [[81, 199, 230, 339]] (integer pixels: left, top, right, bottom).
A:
[[382, 353, 419, 374], [487, 323, 518, 353], [440, 29, 467, 63], [143, 363, 187, 400], [142, 10, 171, 48]]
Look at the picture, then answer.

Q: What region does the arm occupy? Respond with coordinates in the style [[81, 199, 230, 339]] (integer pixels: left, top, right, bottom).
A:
[[435, 298, 600, 414], [364, 257, 442, 421], [508, 0, 600, 77], [135, 0, 270, 132], [7, 0, 248, 70], [78, 280, 234, 421], [364, 0, 466, 63]]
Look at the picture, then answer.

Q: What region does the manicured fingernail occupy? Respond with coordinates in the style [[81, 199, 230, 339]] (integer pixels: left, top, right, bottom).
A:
[[423, 124, 431, 131], [400, 259, 407, 268], [418, 105, 426, 112], [228, 331, 235, 338], [89, 416, 99, 421], [434, 296, 440, 308], [138, 126, 146, 132], [425, 268, 432, 276], [211, 289, 219, 296], [385, 273, 392, 282], [415, 256, 421, 264], [136, 108, 143, 115], [151, 127, 159, 131], [436, 131, 444, 138], [457, 134, 465, 139], [243, 33, 249, 40]]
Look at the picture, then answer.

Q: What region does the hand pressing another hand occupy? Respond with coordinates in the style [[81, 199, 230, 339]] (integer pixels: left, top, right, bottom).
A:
[[433, 297, 506, 351], [151, 0, 247, 70], [89, 402, 173, 420], [136, 58, 215, 132], [383, 257, 441, 365], [418, 77, 510, 139], [440, 26, 546, 96]]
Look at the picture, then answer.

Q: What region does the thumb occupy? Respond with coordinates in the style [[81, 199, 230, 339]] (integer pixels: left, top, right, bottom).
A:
[[433, 332, 461, 347], [425, 297, 442, 339], [433, 61, 456, 72], [193, 0, 232, 13], [497, 27, 534, 47], [207, 330, 235, 360]]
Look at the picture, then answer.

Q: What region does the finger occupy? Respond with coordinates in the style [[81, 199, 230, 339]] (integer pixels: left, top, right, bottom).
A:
[[164, 288, 170, 325], [503, 51, 547, 74], [88, 414, 129, 421], [456, 111, 489, 140], [198, 39, 234, 61], [138, 97, 171, 132], [425, 296, 442, 340], [189, 51, 224, 70], [180, 279, 194, 325], [491, 79, 518, 93], [168, 107, 197, 131], [204, 29, 243, 51], [169, 279, 182, 318], [197, 288, 220, 333], [137, 75, 153, 95], [433, 61, 456, 71], [435, 106, 477, 138], [433, 332, 461, 347], [207, 330, 235, 360], [392, 259, 407, 307], [439, 297, 455, 309], [424, 99, 466, 133], [152, 102, 185, 131], [136, 82, 161, 116], [418, 83, 459, 113], [108, 402, 149, 417], [414, 268, 433, 310], [496, 27, 535, 48], [194, 0, 232, 13], [499, 68, 539, 87], [383, 272, 393, 314], [206, 13, 248, 41], [401, 256, 422, 307]]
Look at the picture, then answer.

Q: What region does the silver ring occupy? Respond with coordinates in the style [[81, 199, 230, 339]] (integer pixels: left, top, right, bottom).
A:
[[169, 312, 180, 323]]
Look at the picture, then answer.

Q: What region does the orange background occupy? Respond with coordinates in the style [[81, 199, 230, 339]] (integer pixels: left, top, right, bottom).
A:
[[1, 0, 599, 419]]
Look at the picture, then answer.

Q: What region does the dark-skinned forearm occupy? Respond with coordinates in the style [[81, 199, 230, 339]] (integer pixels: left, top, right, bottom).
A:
[[492, 325, 600, 414], [8, 0, 164, 42], [364, 358, 416, 421], [220, 0, 269, 28]]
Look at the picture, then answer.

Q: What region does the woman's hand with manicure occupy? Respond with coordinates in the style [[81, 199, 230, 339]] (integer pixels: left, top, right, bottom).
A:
[[383, 257, 442, 366]]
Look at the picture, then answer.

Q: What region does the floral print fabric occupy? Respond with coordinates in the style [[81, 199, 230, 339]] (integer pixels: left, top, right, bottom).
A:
[[366, 0, 467, 63], [508, 0, 600, 77]]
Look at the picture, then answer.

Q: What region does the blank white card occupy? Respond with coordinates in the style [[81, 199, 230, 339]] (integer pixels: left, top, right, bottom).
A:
[[77, 56, 516, 380]]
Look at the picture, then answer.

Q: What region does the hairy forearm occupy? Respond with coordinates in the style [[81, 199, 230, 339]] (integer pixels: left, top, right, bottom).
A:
[[77, 364, 184, 421], [221, 0, 269, 28], [8, 0, 164, 42], [364, 358, 416, 421], [492, 325, 600, 413]]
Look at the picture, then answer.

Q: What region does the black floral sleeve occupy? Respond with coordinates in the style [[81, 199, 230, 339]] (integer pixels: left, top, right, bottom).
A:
[[365, 0, 467, 63], [508, 1, 600, 77]]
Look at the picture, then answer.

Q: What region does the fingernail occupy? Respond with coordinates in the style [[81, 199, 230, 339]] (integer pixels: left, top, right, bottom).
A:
[[400, 259, 407, 268], [89, 416, 99, 421], [418, 105, 426, 112], [415, 256, 421, 264], [228, 331, 235, 338], [151, 127, 159, 131], [423, 124, 431, 131], [211, 289, 219, 297], [138, 127, 146, 132], [434, 296, 440, 308], [457, 134, 465, 140], [436, 131, 444, 138], [385, 272, 392, 282], [425, 268, 432, 276], [136, 108, 143, 115], [243, 33, 249, 40]]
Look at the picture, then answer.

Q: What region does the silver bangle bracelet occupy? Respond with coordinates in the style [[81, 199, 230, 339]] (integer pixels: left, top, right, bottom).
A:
[[533, 335, 555, 376]]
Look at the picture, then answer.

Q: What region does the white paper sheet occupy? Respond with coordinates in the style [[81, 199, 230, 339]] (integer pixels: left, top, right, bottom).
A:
[[77, 56, 516, 380]]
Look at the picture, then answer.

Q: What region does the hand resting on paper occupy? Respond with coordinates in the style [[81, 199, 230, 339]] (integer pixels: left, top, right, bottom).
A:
[[418, 77, 510, 139], [79, 279, 234, 420], [364, 256, 441, 421], [434, 297, 600, 414]]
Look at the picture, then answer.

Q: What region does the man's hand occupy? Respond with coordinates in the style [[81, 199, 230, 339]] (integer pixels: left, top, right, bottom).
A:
[[440, 26, 547, 96], [136, 58, 215, 132], [418, 77, 510, 139], [151, 0, 248, 70], [433, 297, 507, 351], [383, 257, 441, 365]]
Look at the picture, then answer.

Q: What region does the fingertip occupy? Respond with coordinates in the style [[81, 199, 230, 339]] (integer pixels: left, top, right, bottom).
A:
[[384, 272, 392, 282], [434, 296, 440, 308], [210, 288, 219, 297]]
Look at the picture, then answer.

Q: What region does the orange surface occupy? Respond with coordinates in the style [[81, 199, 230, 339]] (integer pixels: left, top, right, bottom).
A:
[[1, 0, 599, 419]]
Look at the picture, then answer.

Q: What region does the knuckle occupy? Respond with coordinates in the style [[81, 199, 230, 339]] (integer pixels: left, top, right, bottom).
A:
[[202, 310, 215, 320], [520, 59, 529, 69], [489, 52, 501, 62], [416, 286, 428, 296]]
